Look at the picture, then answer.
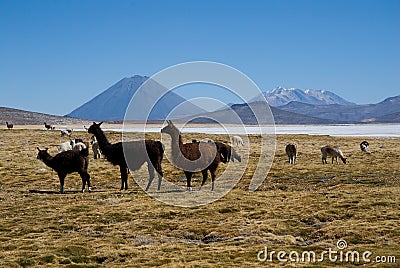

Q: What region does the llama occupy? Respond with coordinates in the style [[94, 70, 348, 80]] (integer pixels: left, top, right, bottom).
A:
[[231, 135, 243, 146], [360, 141, 370, 153], [36, 147, 90, 193], [90, 136, 101, 159], [192, 140, 239, 163], [44, 122, 54, 130], [214, 141, 241, 163], [285, 144, 297, 164], [6, 122, 13, 130], [161, 120, 220, 191], [87, 122, 164, 191], [58, 141, 73, 153], [321, 145, 347, 164], [61, 129, 73, 137], [72, 142, 87, 152]]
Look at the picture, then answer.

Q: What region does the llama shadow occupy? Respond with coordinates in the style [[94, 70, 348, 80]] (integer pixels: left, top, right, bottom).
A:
[[29, 189, 107, 194]]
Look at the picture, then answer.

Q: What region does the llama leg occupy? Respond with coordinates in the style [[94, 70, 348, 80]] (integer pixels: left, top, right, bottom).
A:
[[81, 175, 86, 193], [86, 173, 91, 192], [145, 163, 155, 191], [58, 173, 66, 194], [156, 163, 163, 191], [79, 171, 91, 192], [210, 169, 216, 191], [200, 169, 208, 190], [120, 165, 128, 190], [184, 172, 193, 191]]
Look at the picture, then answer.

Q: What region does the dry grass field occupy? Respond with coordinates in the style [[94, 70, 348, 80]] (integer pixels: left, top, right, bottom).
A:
[[0, 128, 399, 267]]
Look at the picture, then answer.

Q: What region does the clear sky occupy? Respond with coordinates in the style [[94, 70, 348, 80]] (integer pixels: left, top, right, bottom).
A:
[[0, 0, 399, 115]]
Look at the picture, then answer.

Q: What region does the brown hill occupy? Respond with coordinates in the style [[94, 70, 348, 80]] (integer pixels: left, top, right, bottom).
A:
[[0, 107, 91, 125]]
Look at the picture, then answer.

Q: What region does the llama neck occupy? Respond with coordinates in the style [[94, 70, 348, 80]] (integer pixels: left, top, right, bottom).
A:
[[169, 133, 184, 159], [93, 129, 111, 150], [40, 153, 55, 169]]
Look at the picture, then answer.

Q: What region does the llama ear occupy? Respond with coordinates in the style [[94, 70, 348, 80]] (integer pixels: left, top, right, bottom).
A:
[[99, 121, 103, 126], [167, 120, 172, 125], [45, 148, 49, 152], [36, 147, 40, 151]]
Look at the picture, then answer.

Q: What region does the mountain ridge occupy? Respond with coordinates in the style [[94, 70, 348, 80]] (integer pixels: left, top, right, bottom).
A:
[[252, 86, 355, 106]]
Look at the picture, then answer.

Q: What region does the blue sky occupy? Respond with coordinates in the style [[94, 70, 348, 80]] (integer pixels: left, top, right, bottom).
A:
[[0, 0, 399, 115]]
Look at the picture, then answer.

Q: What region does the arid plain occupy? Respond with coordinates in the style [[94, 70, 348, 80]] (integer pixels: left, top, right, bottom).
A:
[[0, 127, 399, 267]]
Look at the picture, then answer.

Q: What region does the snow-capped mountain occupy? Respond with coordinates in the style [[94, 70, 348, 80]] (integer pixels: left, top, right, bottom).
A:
[[252, 86, 355, 107], [67, 75, 206, 121]]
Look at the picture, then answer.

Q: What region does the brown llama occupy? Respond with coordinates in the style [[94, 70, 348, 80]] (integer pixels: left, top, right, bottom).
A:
[[213, 141, 241, 163], [285, 144, 297, 164], [321, 145, 347, 164], [36, 147, 90, 193], [6, 122, 13, 130], [161, 120, 220, 191], [87, 122, 164, 191]]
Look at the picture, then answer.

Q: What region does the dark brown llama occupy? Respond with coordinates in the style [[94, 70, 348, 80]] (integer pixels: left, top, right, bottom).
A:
[[87, 122, 164, 191], [285, 144, 297, 164], [6, 122, 13, 130], [36, 147, 90, 193], [196, 140, 241, 163], [161, 120, 220, 191], [214, 141, 241, 163], [44, 122, 54, 130]]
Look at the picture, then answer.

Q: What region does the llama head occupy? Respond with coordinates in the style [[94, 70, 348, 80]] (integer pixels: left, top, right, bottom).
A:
[[342, 158, 347, 164], [36, 147, 49, 160], [87, 122, 103, 134], [161, 120, 180, 137]]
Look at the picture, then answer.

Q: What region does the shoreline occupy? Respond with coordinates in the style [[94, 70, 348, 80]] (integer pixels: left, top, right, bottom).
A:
[[2, 123, 400, 137]]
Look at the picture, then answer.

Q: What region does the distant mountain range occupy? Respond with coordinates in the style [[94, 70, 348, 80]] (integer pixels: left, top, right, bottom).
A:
[[2, 75, 398, 125], [252, 86, 355, 106], [278, 95, 400, 122], [65, 76, 399, 124], [68, 75, 206, 121]]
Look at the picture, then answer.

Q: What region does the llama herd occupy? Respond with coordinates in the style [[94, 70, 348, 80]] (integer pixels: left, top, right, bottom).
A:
[[36, 121, 242, 193], [34, 120, 372, 193], [285, 140, 370, 165]]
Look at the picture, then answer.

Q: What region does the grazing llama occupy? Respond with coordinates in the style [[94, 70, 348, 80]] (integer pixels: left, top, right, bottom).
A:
[[192, 140, 241, 163], [231, 135, 244, 146], [321, 145, 347, 164], [6, 122, 13, 130], [161, 120, 220, 191], [36, 147, 90, 193], [285, 144, 297, 164], [61, 129, 73, 137], [87, 122, 164, 191], [360, 141, 370, 153], [214, 141, 241, 163]]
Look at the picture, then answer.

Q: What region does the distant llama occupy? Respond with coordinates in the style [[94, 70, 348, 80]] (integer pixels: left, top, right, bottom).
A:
[[321, 145, 347, 164], [285, 144, 297, 164], [231, 136, 243, 146], [360, 141, 370, 153], [6, 122, 13, 130], [44, 122, 54, 130]]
